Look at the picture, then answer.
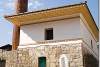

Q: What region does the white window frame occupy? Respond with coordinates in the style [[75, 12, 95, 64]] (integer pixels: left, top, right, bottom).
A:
[[59, 54, 69, 67]]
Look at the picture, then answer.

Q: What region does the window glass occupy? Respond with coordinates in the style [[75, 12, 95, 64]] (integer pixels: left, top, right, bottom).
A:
[[45, 28, 53, 40]]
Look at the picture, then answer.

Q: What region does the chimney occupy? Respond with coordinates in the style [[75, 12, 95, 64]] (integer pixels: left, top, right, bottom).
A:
[[16, 0, 28, 13], [12, 0, 28, 50]]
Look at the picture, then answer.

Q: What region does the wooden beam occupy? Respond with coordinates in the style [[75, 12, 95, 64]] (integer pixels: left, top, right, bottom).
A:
[[12, 25, 20, 50]]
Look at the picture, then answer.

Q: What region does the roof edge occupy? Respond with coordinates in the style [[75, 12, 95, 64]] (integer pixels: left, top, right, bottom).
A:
[[4, 2, 86, 18], [84, 3, 99, 31]]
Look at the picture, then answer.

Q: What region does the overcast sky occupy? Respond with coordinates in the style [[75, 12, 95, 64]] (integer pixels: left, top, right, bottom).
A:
[[0, 0, 99, 46]]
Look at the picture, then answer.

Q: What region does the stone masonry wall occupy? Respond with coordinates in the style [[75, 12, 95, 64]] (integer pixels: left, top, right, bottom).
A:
[[0, 49, 33, 67], [28, 43, 83, 67], [0, 41, 84, 67], [82, 42, 99, 67]]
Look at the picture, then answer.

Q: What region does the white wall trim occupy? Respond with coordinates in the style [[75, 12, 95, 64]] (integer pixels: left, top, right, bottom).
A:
[[18, 40, 82, 48]]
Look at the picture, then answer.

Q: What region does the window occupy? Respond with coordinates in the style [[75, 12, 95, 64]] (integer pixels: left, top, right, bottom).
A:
[[45, 28, 53, 40], [0, 60, 6, 67], [59, 54, 69, 67], [91, 40, 93, 48], [61, 57, 66, 67], [38, 57, 46, 67]]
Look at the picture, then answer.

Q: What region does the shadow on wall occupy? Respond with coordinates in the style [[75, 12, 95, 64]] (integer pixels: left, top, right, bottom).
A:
[[21, 24, 53, 43], [0, 60, 6, 67], [83, 54, 99, 67]]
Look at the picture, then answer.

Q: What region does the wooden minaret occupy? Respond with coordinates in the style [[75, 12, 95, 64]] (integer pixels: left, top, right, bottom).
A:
[[12, 0, 28, 50]]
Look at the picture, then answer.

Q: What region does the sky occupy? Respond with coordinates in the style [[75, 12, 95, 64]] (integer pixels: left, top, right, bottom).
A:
[[0, 0, 99, 46]]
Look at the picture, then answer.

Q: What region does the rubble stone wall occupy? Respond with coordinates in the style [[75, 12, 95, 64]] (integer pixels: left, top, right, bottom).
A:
[[0, 42, 84, 67], [82, 42, 99, 67]]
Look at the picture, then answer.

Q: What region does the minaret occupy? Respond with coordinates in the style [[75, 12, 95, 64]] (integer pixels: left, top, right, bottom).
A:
[[12, 0, 28, 50]]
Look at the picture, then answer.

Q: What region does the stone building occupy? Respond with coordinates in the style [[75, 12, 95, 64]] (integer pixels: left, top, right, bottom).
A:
[[3, 0, 99, 67], [0, 44, 12, 51]]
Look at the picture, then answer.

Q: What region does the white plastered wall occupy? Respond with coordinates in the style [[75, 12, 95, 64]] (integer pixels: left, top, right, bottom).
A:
[[20, 17, 81, 45], [80, 18, 98, 57]]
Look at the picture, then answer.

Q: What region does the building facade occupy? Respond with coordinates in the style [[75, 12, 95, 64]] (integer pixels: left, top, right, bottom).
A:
[[4, 2, 99, 67]]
